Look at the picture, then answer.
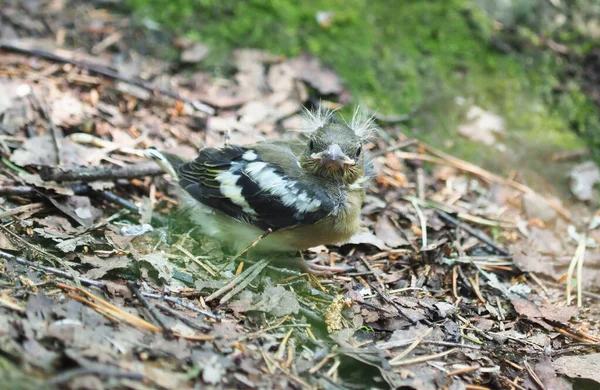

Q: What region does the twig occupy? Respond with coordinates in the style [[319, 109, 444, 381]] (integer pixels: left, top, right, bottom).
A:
[[390, 348, 458, 366], [406, 196, 516, 228], [435, 210, 510, 256], [0, 42, 215, 115], [155, 303, 211, 331], [39, 161, 164, 182], [127, 281, 174, 339], [566, 234, 586, 306], [218, 260, 270, 304], [98, 190, 167, 226], [372, 139, 418, 157], [218, 228, 272, 271], [389, 327, 433, 363], [0, 225, 82, 285], [141, 293, 217, 319], [0, 202, 45, 218], [0, 185, 39, 197], [411, 198, 427, 250], [175, 244, 217, 277], [58, 283, 214, 341], [378, 338, 481, 350], [30, 90, 62, 166], [0, 182, 167, 225], [0, 248, 106, 288], [523, 360, 546, 390], [446, 365, 480, 377], [369, 282, 418, 325], [206, 259, 269, 303], [416, 142, 572, 221], [49, 367, 145, 386]]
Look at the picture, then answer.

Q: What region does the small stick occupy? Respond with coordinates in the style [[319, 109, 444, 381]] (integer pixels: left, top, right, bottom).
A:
[[452, 265, 459, 300], [369, 282, 418, 325], [141, 293, 217, 319], [446, 365, 480, 377], [566, 235, 586, 306], [218, 228, 272, 272], [576, 234, 586, 308], [39, 161, 165, 182], [389, 327, 433, 363], [0, 43, 215, 115], [218, 260, 270, 304], [372, 139, 418, 157], [206, 259, 269, 302], [127, 281, 174, 339], [30, 90, 62, 166], [98, 190, 167, 226], [435, 209, 510, 256], [0, 249, 105, 288], [411, 198, 427, 249], [523, 360, 546, 390], [0, 202, 45, 218], [390, 348, 457, 366], [0, 185, 39, 197], [155, 303, 211, 331], [49, 368, 145, 386]]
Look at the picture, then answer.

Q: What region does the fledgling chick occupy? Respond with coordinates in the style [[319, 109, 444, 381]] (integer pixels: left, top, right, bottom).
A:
[[148, 107, 374, 266]]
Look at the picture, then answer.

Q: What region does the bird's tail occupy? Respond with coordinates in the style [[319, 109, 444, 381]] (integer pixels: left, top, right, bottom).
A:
[[144, 147, 184, 181]]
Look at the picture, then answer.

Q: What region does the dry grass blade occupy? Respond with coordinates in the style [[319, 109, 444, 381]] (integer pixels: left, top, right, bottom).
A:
[[566, 234, 586, 306], [57, 283, 214, 341], [523, 360, 546, 390], [390, 327, 433, 363], [206, 259, 269, 303], [0, 295, 25, 313], [175, 244, 217, 277], [410, 198, 427, 249], [390, 347, 458, 366], [219, 260, 269, 304], [399, 142, 572, 221]]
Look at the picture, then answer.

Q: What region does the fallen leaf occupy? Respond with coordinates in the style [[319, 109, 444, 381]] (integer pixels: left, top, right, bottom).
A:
[[375, 216, 409, 248], [47, 195, 102, 227], [569, 161, 600, 202], [10, 135, 93, 167], [288, 53, 343, 95], [138, 253, 174, 283], [181, 42, 209, 63], [553, 353, 600, 384], [346, 230, 390, 250], [458, 106, 505, 147]]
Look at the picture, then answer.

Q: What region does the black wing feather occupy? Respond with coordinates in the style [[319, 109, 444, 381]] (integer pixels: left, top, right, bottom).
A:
[[175, 146, 336, 231]]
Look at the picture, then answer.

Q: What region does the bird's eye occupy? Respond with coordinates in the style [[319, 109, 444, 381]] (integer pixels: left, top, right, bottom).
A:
[[309, 139, 315, 150], [356, 146, 362, 157]]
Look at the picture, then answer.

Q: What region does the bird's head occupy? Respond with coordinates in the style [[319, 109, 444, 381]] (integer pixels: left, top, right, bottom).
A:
[[300, 106, 374, 185]]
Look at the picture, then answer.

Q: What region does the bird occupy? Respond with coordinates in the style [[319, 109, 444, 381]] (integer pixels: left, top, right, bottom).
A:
[[147, 106, 374, 271]]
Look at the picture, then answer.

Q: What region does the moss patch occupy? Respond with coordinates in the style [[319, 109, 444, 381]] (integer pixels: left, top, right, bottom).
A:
[[127, 0, 597, 193]]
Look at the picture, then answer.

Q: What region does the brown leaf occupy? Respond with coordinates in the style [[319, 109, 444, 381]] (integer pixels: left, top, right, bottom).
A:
[[47, 195, 102, 227], [288, 53, 343, 95], [553, 353, 600, 384], [375, 216, 409, 248], [10, 134, 93, 167]]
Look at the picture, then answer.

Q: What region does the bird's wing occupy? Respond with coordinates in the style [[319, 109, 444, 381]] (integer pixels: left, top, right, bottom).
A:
[[176, 145, 336, 231]]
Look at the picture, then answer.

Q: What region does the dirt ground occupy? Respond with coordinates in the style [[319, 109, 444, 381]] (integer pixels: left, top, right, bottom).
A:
[[1, 1, 599, 389]]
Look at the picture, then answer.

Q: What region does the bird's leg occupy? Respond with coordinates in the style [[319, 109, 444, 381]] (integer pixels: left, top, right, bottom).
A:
[[294, 252, 352, 275]]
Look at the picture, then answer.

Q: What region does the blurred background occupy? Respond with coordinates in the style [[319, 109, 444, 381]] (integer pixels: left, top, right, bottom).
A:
[[3, 0, 600, 201], [123, 0, 600, 200]]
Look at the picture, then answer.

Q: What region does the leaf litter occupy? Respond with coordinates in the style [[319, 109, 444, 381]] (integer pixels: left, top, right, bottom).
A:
[[0, 1, 599, 389]]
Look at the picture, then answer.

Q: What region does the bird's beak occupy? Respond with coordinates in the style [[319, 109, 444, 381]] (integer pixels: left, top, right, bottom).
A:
[[311, 144, 355, 168]]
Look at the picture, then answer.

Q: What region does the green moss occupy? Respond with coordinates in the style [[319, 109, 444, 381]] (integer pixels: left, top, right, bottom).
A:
[[127, 0, 598, 188]]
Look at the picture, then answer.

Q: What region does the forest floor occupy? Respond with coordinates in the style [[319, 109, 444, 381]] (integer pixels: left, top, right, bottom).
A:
[[1, 1, 599, 389]]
